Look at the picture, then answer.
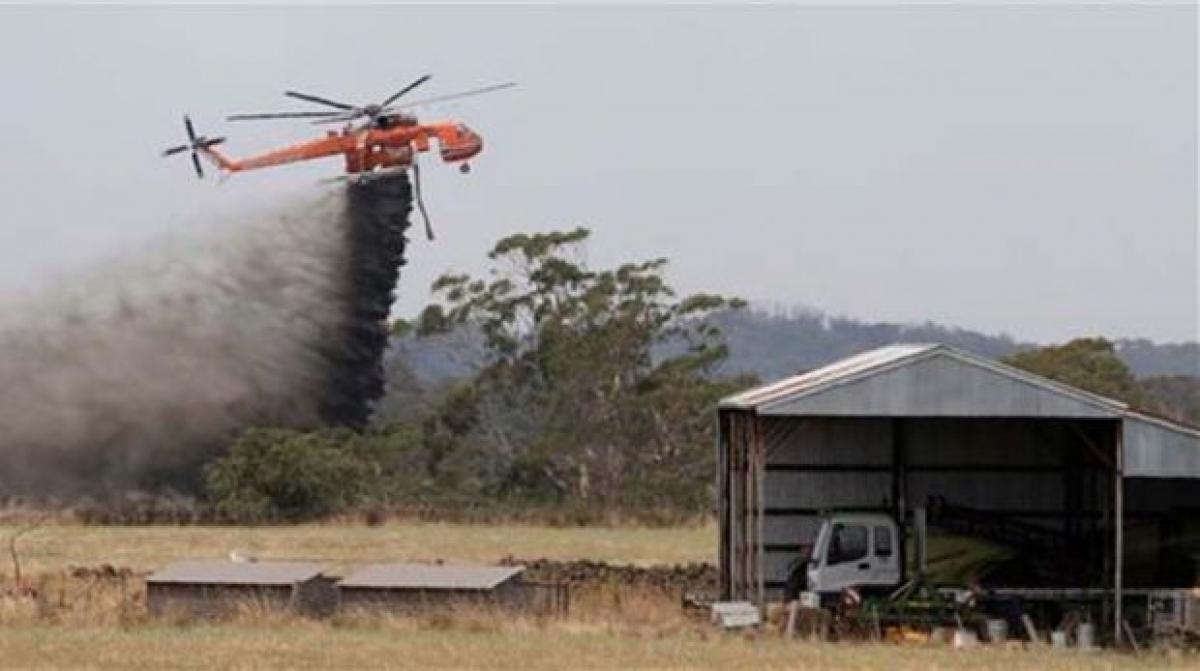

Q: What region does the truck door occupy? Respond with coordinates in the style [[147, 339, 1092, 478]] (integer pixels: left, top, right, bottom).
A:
[[869, 524, 900, 586], [820, 522, 871, 593]]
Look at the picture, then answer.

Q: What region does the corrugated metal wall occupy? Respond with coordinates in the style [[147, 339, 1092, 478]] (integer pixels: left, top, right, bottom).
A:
[[762, 416, 891, 591], [146, 583, 321, 618], [1124, 417, 1200, 478]]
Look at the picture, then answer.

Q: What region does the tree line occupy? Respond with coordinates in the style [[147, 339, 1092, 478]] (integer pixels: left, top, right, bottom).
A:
[[205, 228, 750, 523], [201, 229, 1200, 524]]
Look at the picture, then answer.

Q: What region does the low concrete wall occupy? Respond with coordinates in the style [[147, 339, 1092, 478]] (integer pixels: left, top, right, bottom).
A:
[[147, 578, 336, 618], [338, 580, 568, 616]]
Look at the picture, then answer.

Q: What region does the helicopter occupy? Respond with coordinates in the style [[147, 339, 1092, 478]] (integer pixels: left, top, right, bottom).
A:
[[162, 75, 514, 239]]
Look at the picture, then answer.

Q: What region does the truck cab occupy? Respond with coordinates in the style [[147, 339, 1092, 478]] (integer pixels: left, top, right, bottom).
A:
[[793, 512, 902, 599], [794, 498, 1080, 602]]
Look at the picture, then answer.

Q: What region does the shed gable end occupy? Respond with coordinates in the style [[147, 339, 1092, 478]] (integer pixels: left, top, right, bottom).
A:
[[760, 352, 1118, 418]]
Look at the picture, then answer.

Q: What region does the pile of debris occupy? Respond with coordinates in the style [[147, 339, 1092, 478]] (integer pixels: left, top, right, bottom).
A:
[[499, 556, 717, 594], [67, 564, 136, 580]]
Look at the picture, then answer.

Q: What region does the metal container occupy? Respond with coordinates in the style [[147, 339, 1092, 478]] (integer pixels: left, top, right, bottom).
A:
[[1076, 623, 1096, 650], [1050, 630, 1068, 648], [985, 618, 1008, 643], [953, 629, 979, 649]]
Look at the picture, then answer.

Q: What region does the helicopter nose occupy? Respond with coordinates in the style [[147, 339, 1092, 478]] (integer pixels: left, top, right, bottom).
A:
[[440, 129, 483, 162]]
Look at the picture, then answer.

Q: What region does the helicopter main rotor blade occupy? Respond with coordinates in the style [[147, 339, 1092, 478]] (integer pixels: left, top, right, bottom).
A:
[[312, 112, 367, 125], [227, 111, 346, 121], [283, 90, 356, 110], [184, 115, 198, 143], [388, 81, 517, 111], [379, 74, 432, 109], [162, 144, 190, 157], [191, 152, 204, 179]]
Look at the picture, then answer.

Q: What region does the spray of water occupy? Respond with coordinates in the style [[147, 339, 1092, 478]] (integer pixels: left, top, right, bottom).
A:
[[0, 176, 411, 496]]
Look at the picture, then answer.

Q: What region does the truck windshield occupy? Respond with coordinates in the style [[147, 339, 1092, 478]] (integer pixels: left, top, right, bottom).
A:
[[828, 523, 869, 565]]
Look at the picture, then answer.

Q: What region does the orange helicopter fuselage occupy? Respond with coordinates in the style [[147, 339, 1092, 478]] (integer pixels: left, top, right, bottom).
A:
[[201, 120, 483, 176]]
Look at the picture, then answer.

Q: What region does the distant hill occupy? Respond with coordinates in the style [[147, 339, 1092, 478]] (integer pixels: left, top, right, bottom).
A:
[[1112, 339, 1200, 378], [710, 309, 1025, 381], [387, 306, 1199, 384], [711, 309, 1199, 382]]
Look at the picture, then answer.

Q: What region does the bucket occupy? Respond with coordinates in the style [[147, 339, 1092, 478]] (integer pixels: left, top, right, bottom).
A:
[[953, 629, 979, 649], [1050, 630, 1068, 649], [1076, 623, 1096, 651], [985, 618, 1008, 643]]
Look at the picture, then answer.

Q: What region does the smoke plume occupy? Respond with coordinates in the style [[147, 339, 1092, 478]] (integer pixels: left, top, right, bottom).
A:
[[0, 175, 412, 496]]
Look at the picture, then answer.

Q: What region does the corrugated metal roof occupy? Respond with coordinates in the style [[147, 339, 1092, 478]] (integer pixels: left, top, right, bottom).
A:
[[720, 343, 937, 409], [1124, 408, 1200, 438], [719, 342, 1200, 478], [339, 563, 524, 590], [147, 561, 325, 586], [719, 343, 1127, 415]]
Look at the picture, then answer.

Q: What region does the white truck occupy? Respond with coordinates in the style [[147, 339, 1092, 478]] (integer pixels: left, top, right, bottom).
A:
[[791, 512, 905, 604], [788, 497, 1084, 604], [785, 499, 1200, 645]]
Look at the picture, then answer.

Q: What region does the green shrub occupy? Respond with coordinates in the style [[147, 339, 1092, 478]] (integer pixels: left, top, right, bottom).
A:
[[203, 428, 371, 523]]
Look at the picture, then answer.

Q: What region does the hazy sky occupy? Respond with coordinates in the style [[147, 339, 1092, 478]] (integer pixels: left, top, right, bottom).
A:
[[0, 4, 1195, 343]]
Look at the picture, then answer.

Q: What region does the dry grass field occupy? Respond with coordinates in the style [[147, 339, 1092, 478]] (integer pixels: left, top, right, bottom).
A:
[[3, 623, 1193, 671], [1, 519, 714, 575], [1, 520, 1196, 670]]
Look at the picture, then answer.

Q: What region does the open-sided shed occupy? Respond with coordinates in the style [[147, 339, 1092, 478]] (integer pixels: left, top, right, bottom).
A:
[[717, 344, 1200, 634]]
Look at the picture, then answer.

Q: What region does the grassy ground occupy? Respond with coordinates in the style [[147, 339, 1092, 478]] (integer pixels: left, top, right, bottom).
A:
[[1, 520, 1195, 670], [2, 519, 715, 576], [2, 623, 1191, 671]]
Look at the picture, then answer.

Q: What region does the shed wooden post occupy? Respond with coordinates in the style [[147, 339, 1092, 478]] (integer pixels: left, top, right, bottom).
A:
[[1113, 423, 1124, 646], [741, 412, 751, 600], [717, 411, 729, 600], [733, 410, 749, 600], [754, 413, 766, 611], [729, 411, 741, 600], [891, 419, 908, 580]]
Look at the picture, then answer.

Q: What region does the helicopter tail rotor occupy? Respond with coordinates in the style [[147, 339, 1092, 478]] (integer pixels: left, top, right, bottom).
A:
[[162, 115, 226, 179]]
